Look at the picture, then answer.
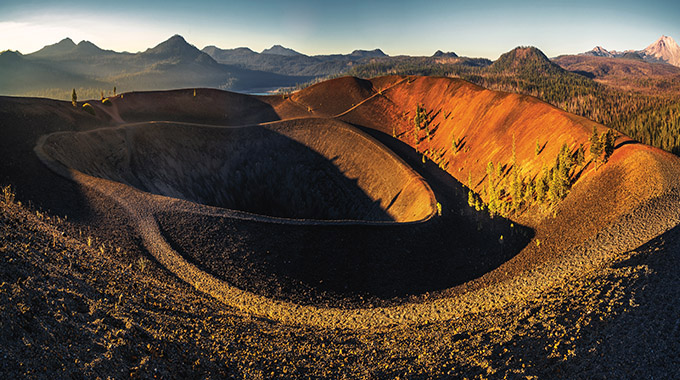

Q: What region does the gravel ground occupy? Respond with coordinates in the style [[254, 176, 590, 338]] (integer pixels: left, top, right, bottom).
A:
[[2, 191, 680, 378]]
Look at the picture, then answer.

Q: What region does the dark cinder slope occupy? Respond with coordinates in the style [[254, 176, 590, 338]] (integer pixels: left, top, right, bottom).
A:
[[39, 120, 435, 222]]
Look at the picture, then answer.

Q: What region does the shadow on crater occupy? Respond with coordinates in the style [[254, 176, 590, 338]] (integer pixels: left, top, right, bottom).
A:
[[40, 119, 533, 308], [40, 120, 434, 222]]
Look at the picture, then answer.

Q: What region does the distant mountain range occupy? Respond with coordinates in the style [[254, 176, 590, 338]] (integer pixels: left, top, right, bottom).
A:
[[1, 34, 678, 100], [0, 34, 417, 98], [200, 43, 389, 77], [580, 35, 680, 67], [0, 35, 320, 98]]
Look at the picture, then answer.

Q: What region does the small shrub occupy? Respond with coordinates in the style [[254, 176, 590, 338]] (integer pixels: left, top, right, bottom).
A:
[[575, 144, 585, 166], [468, 190, 476, 208], [413, 104, 428, 131], [2, 185, 15, 204], [82, 103, 95, 116], [101, 98, 112, 106], [136, 256, 151, 272]]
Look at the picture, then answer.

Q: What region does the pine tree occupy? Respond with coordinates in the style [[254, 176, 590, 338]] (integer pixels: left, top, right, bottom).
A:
[[71, 89, 77, 107], [601, 129, 617, 163], [414, 104, 426, 131], [524, 178, 535, 204], [536, 167, 549, 203], [468, 190, 476, 208], [486, 161, 499, 216], [575, 144, 585, 166], [511, 167, 522, 211], [589, 126, 603, 164], [510, 134, 522, 211]]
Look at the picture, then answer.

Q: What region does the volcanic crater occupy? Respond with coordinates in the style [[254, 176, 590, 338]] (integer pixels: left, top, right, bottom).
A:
[[25, 75, 680, 319], [37, 113, 531, 307]]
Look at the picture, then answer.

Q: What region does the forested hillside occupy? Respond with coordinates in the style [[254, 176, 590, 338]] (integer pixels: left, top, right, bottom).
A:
[[345, 47, 680, 154]]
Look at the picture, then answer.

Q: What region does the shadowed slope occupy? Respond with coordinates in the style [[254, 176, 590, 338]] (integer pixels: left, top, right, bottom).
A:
[[39, 119, 435, 223]]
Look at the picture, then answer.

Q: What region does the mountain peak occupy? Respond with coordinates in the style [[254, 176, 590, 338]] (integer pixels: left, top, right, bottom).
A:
[[143, 35, 204, 60], [168, 34, 188, 43], [0, 50, 23, 63], [75, 40, 103, 53], [581, 46, 614, 58], [492, 46, 554, 72], [657, 35, 676, 45], [349, 49, 387, 58], [433, 50, 458, 58], [261, 45, 303, 56], [29, 37, 77, 57], [59, 37, 76, 46], [642, 35, 680, 67]]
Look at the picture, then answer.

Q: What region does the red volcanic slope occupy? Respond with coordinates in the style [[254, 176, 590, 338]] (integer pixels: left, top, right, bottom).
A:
[[288, 75, 680, 257]]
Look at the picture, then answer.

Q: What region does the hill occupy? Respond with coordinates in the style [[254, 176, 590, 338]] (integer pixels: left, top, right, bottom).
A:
[[0, 50, 108, 95], [490, 46, 557, 73], [553, 54, 680, 93]]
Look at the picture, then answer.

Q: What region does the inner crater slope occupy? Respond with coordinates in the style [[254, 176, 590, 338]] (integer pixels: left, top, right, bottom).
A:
[[39, 118, 436, 223]]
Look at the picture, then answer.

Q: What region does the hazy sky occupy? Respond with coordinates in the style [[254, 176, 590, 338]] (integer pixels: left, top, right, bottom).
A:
[[1, 0, 679, 59]]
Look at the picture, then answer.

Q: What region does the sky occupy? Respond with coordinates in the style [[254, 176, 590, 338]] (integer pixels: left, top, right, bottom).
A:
[[1, 0, 679, 59]]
